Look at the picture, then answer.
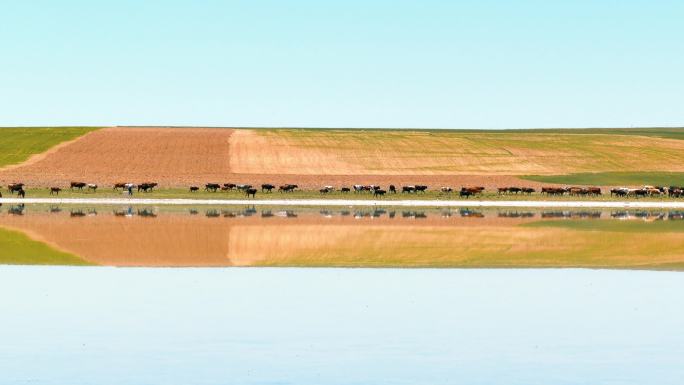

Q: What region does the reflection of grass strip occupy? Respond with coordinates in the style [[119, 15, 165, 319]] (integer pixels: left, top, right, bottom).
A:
[[0, 227, 93, 265], [0, 127, 99, 168], [523, 172, 684, 186], [523, 218, 684, 233]]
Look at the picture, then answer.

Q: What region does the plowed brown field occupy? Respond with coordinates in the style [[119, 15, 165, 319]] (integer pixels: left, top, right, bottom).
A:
[[0, 126, 538, 188]]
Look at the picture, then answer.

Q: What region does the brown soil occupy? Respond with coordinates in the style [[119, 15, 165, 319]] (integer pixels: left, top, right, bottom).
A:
[[0, 127, 553, 189]]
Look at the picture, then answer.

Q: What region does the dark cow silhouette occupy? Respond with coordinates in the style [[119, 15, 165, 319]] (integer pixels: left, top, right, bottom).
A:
[[189, 186, 199, 192], [70, 182, 86, 190], [261, 184, 275, 192], [49, 187, 62, 195], [205, 183, 220, 192], [245, 188, 257, 198]]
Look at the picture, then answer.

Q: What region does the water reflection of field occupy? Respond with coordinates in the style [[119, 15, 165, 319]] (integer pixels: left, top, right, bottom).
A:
[[1, 205, 684, 269]]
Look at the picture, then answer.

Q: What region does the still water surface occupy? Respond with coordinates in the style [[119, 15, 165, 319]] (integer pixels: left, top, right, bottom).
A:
[[0, 267, 682, 385], [1, 204, 684, 268]]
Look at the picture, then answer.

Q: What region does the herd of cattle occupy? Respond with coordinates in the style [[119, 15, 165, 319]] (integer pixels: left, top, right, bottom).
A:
[[3, 181, 684, 199]]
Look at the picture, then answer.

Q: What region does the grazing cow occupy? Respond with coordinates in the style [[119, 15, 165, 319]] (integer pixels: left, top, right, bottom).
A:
[[373, 189, 387, 197], [138, 182, 158, 193], [522, 187, 535, 195], [323, 185, 335, 192], [508, 187, 522, 194], [113, 182, 127, 190], [459, 189, 472, 199], [17, 189, 25, 198], [588, 187, 601, 196], [402, 186, 416, 193], [353, 185, 365, 193], [415, 185, 428, 193], [441, 187, 453, 193], [341, 187, 351, 193], [8, 183, 24, 194], [205, 183, 220, 192], [497, 187, 508, 195], [389, 185, 396, 194], [245, 188, 257, 198], [279, 184, 298, 193], [461, 186, 485, 195], [87, 184, 98, 193], [237, 184, 253, 191], [542, 187, 566, 196], [222, 183, 236, 190], [49, 187, 62, 195], [189, 186, 199, 192], [320, 187, 331, 194], [70, 182, 86, 190], [261, 184, 275, 192]]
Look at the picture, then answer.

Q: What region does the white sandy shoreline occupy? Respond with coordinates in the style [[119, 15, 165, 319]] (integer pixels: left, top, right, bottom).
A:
[[2, 197, 684, 209]]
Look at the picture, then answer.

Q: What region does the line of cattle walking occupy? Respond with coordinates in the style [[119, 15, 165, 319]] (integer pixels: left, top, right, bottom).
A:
[[3, 181, 684, 199]]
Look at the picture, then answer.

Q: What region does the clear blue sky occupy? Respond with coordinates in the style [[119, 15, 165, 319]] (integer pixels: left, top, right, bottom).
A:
[[1, 0, 682, 128]]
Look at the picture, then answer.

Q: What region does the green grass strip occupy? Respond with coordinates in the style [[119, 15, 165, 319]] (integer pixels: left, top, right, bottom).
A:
[[0, 127, 99, 168], [522, 172, 684, 186], [0, 227, 93, 265]]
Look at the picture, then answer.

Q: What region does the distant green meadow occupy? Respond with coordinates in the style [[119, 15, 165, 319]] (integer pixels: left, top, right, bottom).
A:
[[0, 127, 99, 168], [523, 172, 684, 186]]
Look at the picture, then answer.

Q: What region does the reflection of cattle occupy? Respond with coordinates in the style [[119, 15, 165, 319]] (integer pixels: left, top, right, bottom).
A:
[[137, 209, 157, 217], [70, 209, 86, 217], [245, 188, 257, 198], [8, 204, 25, 215], [205, 183, 220, 192], [460, 208, 484, 218], [49, 187, 62, 195], [261, 184, 275, 192], [70, 182, 86, 190]]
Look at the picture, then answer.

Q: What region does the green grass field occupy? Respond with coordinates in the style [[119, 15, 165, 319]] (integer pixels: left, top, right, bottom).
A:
[[0, 127, 99, 168], [0, 227, 93, 265], [522, 171, 684, 186]]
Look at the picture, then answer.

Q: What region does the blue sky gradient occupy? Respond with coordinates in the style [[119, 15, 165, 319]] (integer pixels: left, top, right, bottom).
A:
[[1, 0, 682, 128]]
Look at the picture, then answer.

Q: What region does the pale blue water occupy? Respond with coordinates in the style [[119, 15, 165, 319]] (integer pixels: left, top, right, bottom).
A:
[[0, 267, 682, 385]]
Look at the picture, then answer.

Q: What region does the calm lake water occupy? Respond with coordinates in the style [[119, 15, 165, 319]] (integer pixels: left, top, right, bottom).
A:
[[0, 267, 682, 385], [2, 204, 684, 268]]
